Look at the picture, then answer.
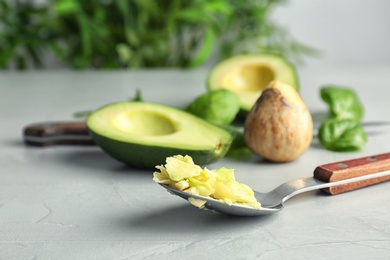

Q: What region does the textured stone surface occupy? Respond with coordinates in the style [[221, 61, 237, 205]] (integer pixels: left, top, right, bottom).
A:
[[1, 68, 390, 259]]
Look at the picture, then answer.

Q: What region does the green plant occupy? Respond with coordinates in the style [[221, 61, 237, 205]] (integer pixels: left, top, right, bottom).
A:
[[0, 1, 49, 69], [0, 0, 315, 70]]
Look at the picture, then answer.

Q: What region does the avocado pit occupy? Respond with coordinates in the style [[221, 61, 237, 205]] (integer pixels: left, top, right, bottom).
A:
[[244, 81, 313, 162]]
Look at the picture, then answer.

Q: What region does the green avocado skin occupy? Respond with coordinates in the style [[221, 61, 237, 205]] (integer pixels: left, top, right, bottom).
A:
[[88, 129, 232, 169]]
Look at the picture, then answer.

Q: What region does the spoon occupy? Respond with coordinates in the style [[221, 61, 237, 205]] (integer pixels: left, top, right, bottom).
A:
[[159, 153, 390, 216]]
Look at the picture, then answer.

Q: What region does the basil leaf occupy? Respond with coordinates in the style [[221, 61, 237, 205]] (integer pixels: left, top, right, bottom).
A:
[[320, 85, 364, 121], [318, 119, 367, 152]]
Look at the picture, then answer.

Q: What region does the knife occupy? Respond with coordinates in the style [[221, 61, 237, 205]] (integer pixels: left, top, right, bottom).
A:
[[23, 121, 390, 147]]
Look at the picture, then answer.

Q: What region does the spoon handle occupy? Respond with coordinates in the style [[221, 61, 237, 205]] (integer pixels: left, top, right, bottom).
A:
[[23, 121, 94, 146], [314, 153, 390, 195]]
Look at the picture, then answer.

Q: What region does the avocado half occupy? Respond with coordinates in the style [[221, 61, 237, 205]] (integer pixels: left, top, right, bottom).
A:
[[86, 102, 232, 168], [207, 53, 299, 112]]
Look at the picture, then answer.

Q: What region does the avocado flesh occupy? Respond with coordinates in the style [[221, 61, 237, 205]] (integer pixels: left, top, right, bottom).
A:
[[86, 102, 232, 168], [207, 54, 299, 112]]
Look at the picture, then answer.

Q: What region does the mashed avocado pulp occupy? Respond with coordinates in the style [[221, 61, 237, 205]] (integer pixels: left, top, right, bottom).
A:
[[153, 155, 262, 209]]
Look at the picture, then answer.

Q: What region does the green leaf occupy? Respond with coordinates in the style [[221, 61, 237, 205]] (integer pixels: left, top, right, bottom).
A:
[[115, 0, 140, 46], [77, 14, 92, 66], [115, 0, 129, 14], [54, 0, 79, 15], [318, 119, 367, 152], [320, 85, 364, 121], [125, 29, 140, 46], [188, 28, 215, 68], [176, 8, 207, 23], [116, 43, 133, 64], [204, 1, 232, 15]]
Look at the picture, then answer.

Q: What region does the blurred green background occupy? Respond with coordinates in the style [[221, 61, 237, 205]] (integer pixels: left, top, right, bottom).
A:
[[0, 0, 314, 70]]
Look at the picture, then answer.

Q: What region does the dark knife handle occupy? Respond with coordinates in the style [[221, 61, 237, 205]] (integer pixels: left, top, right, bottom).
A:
[[23, 122, 95, 146], [314, 153, 390, 195]]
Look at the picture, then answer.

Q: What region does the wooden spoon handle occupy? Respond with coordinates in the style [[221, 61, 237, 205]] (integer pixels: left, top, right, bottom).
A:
[[23, 121, 95, 146], [314, 153, 390, 195]]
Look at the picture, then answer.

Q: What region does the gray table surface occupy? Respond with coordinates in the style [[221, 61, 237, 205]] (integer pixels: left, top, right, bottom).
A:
[[1, 66, 390, 259]]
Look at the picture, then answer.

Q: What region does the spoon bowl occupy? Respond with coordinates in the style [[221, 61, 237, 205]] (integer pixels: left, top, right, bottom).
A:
[[161, 184, 281, 216]]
